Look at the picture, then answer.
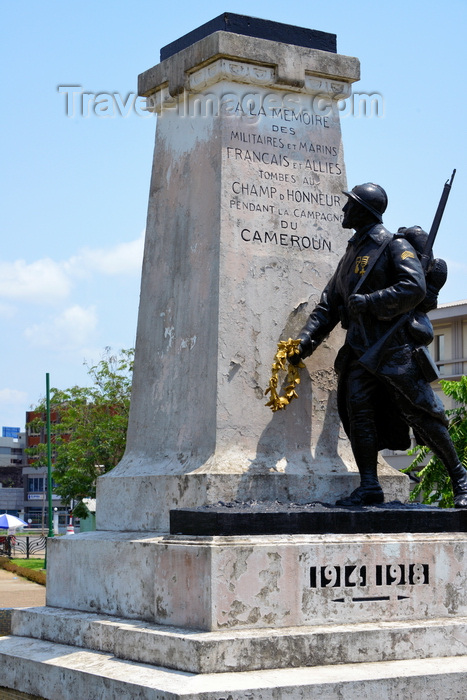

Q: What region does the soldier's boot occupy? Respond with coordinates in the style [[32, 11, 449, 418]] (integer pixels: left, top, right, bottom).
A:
[[338, 415, 384, 506], [335, 470, 384, 507], [446, 463, 467, 508]]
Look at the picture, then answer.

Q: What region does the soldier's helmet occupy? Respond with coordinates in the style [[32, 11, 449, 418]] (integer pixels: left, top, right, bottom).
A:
[[342, 183, 388, 222]]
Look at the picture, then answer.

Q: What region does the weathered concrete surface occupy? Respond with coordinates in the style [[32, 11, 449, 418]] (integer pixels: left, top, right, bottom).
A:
[[43, 531, 467, 631], [11, 607, 467, 674], [2, 635, 467, 700], [153, 532, 467, 630], [97, 32, 407, 533], [44, 532, 161, 621]]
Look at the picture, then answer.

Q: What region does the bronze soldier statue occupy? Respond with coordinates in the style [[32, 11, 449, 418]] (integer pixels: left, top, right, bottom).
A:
[[291, 183, 467, 507]]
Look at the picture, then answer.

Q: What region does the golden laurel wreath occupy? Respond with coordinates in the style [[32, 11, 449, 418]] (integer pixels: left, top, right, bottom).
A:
[[265, 338, 305, 412]]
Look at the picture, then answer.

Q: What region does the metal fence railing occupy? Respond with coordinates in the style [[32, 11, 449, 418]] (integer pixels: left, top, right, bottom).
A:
[[0, 535, 47, 558]]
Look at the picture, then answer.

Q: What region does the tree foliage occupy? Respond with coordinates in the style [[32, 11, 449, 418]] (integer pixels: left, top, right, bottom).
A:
[[404, 376, 467, 507], [27, 348, 133, 517]]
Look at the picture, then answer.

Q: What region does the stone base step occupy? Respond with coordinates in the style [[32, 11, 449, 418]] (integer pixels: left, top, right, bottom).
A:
[[1, 635, 467, 699], [10, 607, 467, 674]]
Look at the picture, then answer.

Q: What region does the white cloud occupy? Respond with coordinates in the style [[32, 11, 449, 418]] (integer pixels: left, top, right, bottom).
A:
[[0, 233, 145, 306], [0, 258, 71, 303], [24, 305, 98, 349], [68, 232, 145, 277], [0, 388, 28, 405]]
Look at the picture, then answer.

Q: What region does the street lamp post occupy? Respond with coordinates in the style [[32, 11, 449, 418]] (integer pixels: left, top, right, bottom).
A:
[[45, 373, 54, 569]]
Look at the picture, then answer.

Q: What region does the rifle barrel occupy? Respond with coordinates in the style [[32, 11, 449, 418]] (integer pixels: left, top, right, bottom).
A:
[[424, 169, 456, 261]]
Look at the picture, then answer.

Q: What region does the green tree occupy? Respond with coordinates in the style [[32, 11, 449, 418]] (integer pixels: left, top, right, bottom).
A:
[[27, 348, 133, 518], [404, 376, 467, 507]]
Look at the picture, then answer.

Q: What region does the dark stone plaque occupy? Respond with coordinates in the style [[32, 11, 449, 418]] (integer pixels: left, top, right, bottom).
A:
[[160, 13, 337, 61], [170, 501, 467, 536]]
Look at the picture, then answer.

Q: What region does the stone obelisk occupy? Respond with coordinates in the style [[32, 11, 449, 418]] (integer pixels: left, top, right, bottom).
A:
[[96, 15, 408, 532]]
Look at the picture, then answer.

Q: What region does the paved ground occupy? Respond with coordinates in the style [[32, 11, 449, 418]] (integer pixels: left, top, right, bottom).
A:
[[0, 567, 46, 608]]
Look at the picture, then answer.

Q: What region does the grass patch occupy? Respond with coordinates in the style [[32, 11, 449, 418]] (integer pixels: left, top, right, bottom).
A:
[[0, 556, 46, 586], [11, 558, 45, 571]]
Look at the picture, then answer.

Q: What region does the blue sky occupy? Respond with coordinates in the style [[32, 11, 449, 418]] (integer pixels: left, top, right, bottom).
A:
[[1, 0, 466, 427]]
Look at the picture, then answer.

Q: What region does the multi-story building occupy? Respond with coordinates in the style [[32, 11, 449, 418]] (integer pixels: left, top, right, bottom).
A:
[[23, 411, 68, 529], [384, 300, 467, 473], [428, 300, 467, 409], [0, 427, 26, 517], [0, 427, 25, 488]]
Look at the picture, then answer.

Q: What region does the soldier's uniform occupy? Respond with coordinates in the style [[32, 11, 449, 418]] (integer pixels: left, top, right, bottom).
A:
[[294, 183, 467, 507]]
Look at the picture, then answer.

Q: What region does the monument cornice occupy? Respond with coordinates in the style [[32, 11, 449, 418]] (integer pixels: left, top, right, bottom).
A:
[[145, 56, 354, 113], [138, 31, 360, 99]]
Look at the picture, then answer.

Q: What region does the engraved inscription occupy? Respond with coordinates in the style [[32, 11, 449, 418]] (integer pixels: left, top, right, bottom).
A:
[[223, 90, 344, 249], [375, 563, 429, 586], [310, 563, 429, 589]]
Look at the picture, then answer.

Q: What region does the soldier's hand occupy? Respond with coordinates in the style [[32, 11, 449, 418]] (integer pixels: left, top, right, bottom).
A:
[[288, 343, 303, 366], [289, 338, 317, 364], [348, 293, 368, 317]]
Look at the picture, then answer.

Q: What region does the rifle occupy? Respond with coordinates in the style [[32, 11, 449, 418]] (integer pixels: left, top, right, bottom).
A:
[[358, 169, 456, 374]]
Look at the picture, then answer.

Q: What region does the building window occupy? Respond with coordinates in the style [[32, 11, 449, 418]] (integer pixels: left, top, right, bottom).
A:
[[28, 477, 45, 493], [27, 476, 58, 492], [434, 334, 445, 375]]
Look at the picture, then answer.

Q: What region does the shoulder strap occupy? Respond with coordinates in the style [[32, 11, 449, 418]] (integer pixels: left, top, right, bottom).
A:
[[352, 235, 393, 295]]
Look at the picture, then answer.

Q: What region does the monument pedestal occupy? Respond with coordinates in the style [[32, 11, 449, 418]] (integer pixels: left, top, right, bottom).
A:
[[3, 530, 467, 697], [2, 14, 464, 699]]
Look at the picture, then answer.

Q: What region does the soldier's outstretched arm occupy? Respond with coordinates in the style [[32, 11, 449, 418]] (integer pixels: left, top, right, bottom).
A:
[[292, 266, 342, 362]]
